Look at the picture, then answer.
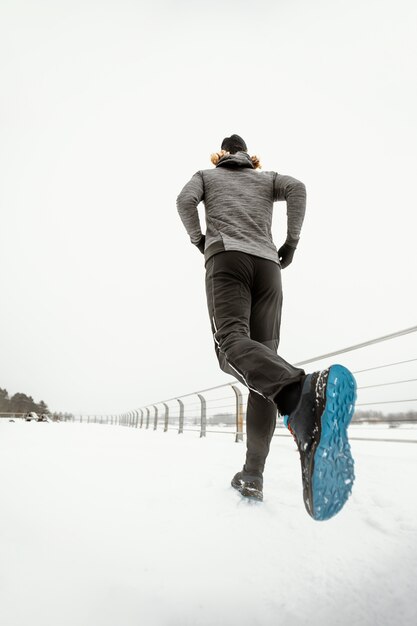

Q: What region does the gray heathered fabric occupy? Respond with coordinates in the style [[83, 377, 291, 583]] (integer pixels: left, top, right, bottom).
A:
[[176, 151, 306, 264]]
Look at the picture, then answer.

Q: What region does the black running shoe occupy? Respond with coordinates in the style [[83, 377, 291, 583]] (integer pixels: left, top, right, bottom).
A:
[[284, 365, 356, 521], [231, 470, 263, 502]]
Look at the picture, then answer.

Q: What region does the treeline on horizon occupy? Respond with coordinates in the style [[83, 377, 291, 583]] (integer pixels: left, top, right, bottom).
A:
[[350, 409, 417, 423], [205, 409, 417, 426], [0, 387, 49, 415], [0, 387, 74, 420]]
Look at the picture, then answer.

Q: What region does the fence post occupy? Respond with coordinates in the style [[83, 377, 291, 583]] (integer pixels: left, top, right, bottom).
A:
[[146, 408, 150, 429], [177, 398, 184, 434], [198, 393, 207, 438], [153, 405, 158, 430], [231, 385, 244, 443], [163, 403, 169, 432]]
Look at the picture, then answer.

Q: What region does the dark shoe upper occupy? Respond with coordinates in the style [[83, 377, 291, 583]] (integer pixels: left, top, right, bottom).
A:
[[231, 470, 263, 501], [284, 369, 330, 517], [285, 373, 316, 451], [232, 469, 263, 488], [284, 370, 329, 453]]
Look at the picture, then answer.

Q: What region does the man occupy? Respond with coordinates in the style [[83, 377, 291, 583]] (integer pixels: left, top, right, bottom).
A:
[[177, 134, 356, 521]]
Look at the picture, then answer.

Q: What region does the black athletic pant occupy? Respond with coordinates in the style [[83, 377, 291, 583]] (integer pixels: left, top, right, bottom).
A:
[[205, 251, 305, 476]]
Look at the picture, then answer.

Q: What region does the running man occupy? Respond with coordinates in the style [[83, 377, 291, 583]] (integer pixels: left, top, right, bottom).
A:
[[177, 134, 356, 521]]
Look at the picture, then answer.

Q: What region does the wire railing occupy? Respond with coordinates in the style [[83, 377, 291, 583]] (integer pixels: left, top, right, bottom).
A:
[[0, 412, 26, 420], [66, 325, 417, 442]]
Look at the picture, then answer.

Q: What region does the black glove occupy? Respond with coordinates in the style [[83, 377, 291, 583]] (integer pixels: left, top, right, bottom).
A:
[[195, 234, 206, 254], [278, 240, 297, 269]]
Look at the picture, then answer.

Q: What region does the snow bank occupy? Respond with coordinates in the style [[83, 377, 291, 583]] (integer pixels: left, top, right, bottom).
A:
[[0, 421, 416, 626]]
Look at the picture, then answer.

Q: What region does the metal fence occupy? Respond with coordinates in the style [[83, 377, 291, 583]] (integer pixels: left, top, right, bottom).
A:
[[63, 325, 417, 441], [0, 413, 26, 420]]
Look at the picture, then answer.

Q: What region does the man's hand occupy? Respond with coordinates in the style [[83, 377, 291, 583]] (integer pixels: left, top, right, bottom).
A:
[[278, 241, 297, 269], [195, 234, 206, 254]]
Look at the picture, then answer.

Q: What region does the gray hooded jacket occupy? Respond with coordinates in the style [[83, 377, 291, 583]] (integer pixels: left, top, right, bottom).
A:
[[176, 151, 306, 265]]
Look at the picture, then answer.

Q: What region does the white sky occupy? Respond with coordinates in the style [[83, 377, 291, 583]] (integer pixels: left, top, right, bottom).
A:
[[1, 0, 416, 414]]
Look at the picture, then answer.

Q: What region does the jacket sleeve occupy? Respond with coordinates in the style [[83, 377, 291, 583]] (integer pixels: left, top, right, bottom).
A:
[[177, 171, 205, 245], [273, 173, 306, 245]]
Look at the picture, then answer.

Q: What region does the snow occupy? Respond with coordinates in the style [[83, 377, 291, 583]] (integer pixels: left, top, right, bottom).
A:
[[0, 421, 416, 626]]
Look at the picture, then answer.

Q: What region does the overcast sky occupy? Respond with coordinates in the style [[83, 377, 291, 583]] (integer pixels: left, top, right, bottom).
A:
[[1, 0, 416, 415]]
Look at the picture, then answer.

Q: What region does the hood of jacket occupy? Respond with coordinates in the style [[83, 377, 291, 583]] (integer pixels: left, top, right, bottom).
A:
[[216, 151, 254, 170]]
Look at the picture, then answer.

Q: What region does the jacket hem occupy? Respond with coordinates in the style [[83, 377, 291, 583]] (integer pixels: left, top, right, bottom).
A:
[[204, 240, 226, 264], [204, 240, 279, 266]]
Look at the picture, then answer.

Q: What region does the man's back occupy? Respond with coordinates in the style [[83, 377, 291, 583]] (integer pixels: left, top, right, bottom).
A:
[[177, 150, 306, 264]]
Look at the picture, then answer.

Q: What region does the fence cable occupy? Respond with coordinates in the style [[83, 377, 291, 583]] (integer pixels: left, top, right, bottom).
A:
[[294, 325, 417, 366], [134, 325, 417, 411], [353, 357, 417, 374]]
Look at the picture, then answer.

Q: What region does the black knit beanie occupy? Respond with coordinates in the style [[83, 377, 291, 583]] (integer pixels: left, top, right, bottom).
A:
[[221, 134, 247, 154]]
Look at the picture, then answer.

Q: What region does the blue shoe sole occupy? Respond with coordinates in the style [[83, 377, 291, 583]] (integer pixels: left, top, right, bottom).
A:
[[311, 364, 357, 521]]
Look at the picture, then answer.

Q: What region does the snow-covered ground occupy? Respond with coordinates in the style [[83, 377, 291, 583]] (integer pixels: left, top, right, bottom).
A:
[[0, 421, 416, 626]]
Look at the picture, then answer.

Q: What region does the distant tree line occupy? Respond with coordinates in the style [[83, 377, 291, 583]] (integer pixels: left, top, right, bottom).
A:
[[0, 387, 49, 415], [206, 409, 417, 426], [0, 387, 74, 421], [52, 412, 75, 421], [207, 412, 236, 426], [352, 409, 417, 424]]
